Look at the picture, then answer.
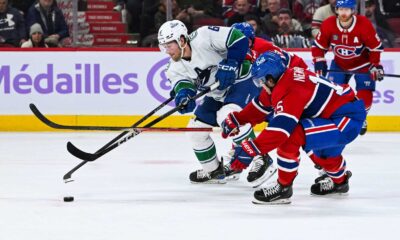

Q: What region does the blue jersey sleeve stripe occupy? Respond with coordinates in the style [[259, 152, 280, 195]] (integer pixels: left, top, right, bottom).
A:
[[268, 114, 298, 136], [265, 127, 290, 137], [302, 82, 333, 118]]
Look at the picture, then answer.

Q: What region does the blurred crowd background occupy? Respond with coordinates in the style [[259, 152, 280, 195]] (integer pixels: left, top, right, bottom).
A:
[[1, 0, 399, 48]]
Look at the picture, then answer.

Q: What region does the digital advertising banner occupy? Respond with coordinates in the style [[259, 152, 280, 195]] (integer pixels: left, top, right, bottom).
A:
[[0, 49, 398, 131]]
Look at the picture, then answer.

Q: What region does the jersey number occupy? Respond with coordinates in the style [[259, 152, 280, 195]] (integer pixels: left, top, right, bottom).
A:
[[208, 26, 220, 32], [275, 101, 284, 114]]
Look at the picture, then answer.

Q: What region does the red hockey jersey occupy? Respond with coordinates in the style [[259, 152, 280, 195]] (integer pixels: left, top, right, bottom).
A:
[[235, 67, 356, 154], [312, 15, 383, 71], [247, 37, 308, 69]]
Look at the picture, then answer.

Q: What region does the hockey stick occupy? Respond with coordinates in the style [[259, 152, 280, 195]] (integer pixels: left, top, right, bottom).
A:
[[30, 104, 218, 132], [327, 70, 400, 78], [62, 96, 173, 181], [64, 82, 219, 179]]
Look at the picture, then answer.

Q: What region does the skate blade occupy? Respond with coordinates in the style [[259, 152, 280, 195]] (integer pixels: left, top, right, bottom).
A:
[[190, 179, 227, 184], [225, 173, 241, 181], [252, 198, 291, 205], [310, 192, 349, 197], [249, 167, 277, 188]]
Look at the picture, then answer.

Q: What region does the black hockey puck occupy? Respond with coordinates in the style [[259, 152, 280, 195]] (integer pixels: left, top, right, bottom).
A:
[[63, 196, 74, 202]]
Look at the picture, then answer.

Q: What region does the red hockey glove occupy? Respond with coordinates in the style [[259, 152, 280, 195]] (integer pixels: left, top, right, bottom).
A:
[[369, 64, 384, 81], [221, 112, 241, 139], [230, 140, 261, 171]]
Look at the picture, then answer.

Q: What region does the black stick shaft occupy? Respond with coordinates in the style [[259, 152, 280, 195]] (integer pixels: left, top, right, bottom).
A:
[[327, 70, 400, 78], [66, 83, 219, 163], [63, 96, 174, 180]]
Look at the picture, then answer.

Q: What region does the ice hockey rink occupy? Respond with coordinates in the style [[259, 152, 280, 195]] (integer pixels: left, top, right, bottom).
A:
[[0, 131, 399, 240]]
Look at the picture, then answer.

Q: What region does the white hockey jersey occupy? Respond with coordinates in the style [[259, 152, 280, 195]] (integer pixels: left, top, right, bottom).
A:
[[165, 26, 250, 101]]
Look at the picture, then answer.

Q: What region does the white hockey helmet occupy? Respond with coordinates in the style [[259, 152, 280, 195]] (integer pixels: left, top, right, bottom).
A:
[[158, 20, 188, 51]]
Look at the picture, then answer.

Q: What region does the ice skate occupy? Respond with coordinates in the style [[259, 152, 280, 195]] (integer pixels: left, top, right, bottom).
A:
[[223, 161, 242, 181], [189, 160, 226, 184], [314, 164, 329, 183], [247, 154, 277, 188], [311, 171, 352, 196], [252, 181, 293, 205], [359, 120, 367, 135]]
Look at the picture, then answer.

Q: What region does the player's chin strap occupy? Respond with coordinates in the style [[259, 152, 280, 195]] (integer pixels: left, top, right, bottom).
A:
[[262, 84, 272, 95], [179, 39, 188, 59]]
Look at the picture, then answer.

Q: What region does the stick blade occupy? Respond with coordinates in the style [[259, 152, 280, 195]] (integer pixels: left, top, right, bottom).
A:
[[67, 141, 98, 161]]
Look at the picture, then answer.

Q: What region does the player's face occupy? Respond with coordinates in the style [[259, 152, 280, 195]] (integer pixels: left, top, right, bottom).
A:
[[160, 41, 182, 61], [337, 7, 353, 22], [253, 75, 276, 89]]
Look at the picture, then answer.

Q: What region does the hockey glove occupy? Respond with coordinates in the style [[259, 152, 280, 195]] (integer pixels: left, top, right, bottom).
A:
[[175, 88, 196, 114], [231, 140, 261, 171], [369, 64, 384, 81], [314, 59, 327, 77], [221, 112, 241, 139], [215, 59, 238, 90]]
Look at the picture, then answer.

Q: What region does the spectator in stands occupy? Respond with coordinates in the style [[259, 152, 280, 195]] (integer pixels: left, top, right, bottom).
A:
[[254, 0, 269, 18], [21, 23, 48, 48], [227, 0, 253, 26], [144, 0, 202, 47], [271, 8, 311, 48], [9, 0, 36, 16], [0, 0, 26, 47], [222, 0, 257, 19], [376, 0, 400, 18], [26, 0, 70, 47], [261, 0, 281, 36], [311, 0, 335, 38], [179, 1, 223, 19], [154, 0, 188, 31], [292, 0, 326, 37], [363, 0, 396, 47], [244, 14, 271, 40]]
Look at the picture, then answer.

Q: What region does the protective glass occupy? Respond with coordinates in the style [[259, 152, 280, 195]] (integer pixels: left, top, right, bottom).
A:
[[158, 41, 176, 53], [252, 76, 267, 88]]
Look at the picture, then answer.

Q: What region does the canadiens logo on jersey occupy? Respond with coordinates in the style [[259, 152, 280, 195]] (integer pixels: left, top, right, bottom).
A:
[[333, 44, 364, 59]]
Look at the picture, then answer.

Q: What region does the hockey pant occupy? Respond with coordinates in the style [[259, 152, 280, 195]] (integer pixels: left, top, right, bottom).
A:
[[328, 60, 374, 112], [187, 79, 260, 172], [276, 100, 366, 186]]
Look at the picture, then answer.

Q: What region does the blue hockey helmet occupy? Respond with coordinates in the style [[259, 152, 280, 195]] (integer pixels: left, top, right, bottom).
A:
[[251, 51, 286, 87], [336, 0, 356, 9], [232, 22, 255, 40]]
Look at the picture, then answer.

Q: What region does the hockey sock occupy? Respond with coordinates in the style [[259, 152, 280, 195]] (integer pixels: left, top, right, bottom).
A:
[[193, 141, 219, 172], [275, 125, 305, 185], [356, 89, 373, 112], [309, 154, 347, 184], [187, 118, 220, 172], [276, 150, 299, 186]]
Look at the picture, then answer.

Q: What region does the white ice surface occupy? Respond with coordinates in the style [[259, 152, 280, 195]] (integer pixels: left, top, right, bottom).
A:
[[0, 132, 399, 240]]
